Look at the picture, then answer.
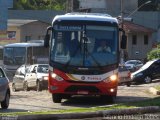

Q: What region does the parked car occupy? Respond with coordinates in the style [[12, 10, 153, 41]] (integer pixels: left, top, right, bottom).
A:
[[124, 60, 143, 72], [23, 64, 49, 91], [118, 65, 131, 87], [12, 64, 49, 91], [131, 59, 160, 84], [0, 67, 10, 109], [12, 64, 30, 92]]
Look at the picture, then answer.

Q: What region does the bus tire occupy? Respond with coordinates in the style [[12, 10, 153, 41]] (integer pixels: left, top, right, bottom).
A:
[[1, 91, 10, 109], [52, 94, 62, 103], [100, 95, 115, 103]]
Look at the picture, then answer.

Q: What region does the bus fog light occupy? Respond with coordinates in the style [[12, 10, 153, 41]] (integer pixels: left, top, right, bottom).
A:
[[110, 88, 115, 92]]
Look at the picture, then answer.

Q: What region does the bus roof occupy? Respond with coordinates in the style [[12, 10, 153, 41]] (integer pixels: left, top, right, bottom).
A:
[[52, 13, 118, 24], [4, 42, 44, 48]]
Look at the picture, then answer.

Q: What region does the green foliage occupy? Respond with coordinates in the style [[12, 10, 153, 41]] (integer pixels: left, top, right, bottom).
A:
[[12, 0, 66, 10], [147, 48, 160, 60], [0, 97, 160, 116], [157, 44, 160, 49]]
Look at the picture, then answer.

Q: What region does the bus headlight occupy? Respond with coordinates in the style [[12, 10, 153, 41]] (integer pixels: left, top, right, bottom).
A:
[[103, 74, 118, 83], [51, 73, 64, 81], [109, 74, 117, 82]]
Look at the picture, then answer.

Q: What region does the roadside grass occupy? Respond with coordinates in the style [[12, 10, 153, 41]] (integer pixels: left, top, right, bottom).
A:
[[0, 97, 160, 116], [154, 85, 160, 91]]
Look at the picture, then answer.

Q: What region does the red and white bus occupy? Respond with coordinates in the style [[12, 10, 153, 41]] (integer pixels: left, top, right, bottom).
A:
[[44, 13, 126, 103]]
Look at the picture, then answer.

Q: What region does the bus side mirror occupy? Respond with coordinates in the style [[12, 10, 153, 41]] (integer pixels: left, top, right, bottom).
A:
[[121, 34, 127, 49], [44, 34, 50, 48], [44, 26, 52, 48]]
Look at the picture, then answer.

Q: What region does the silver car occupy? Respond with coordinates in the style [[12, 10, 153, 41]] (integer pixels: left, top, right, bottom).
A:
[[0, 67, 10, 109], [124, 60, 143, 72], [24, 64, 49, 91], [118, 65, 132, 87], [12, 64, 30, 92]]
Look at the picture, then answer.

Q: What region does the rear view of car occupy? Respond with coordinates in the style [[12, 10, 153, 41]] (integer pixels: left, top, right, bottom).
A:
[[125, 60, 143, 72], [12, 64, 30, 91], [24, 64, 49, 91], [0, 67, 10, 109], [118, 65, 131, 87], [131, 59, 160, 84]]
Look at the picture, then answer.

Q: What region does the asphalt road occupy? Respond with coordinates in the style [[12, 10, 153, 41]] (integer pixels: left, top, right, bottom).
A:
[[0, 80, 159, 113]]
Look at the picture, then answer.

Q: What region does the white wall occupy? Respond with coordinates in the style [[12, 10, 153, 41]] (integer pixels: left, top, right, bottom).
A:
[[79, 0, 106, 9]]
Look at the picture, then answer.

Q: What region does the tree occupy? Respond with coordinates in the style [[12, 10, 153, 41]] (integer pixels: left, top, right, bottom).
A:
[[12, 0, 66, 10], [147, 47, 160, 60]]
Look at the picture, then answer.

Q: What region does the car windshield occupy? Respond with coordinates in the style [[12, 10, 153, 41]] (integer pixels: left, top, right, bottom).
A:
[[3, 47, 26, 65], [125, 61, 137, 65], [140, 60, 154, 70], [50, 25, 118, 67], [37, 65, 49, 73]]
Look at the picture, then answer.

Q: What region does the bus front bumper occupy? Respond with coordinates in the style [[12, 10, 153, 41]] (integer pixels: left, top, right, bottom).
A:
[[48, 80, 118, 96]]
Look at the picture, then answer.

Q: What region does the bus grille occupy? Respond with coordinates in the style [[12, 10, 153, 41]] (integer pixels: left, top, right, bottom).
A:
[[65, 85, 100, 93], [67, 80, 99, 84]]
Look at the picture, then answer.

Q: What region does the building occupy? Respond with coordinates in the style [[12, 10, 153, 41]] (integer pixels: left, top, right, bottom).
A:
[[7, 19, 49, 43], [0, 10, 64, 45], [123, 21, 155, 61]]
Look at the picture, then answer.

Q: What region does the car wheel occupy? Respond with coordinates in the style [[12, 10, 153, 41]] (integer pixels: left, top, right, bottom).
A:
[[144, 76, 152, 84], [1, 91, 10, 109], [36, 81, 42, 92], [52, 94, 62, 103], [12, 83, 17, 92], [23, 81, 29, 91], [126, 82, 131, 87]]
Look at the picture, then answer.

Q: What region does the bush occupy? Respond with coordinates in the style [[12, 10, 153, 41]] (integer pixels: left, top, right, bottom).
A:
[[147, 49, 160, 60]]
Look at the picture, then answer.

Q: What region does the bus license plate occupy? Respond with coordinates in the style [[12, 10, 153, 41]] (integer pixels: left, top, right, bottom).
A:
[[77, 91, 88, 95]]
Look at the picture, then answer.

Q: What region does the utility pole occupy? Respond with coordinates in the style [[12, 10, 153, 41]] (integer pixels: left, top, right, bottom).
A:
[[119, 0, 151, 64], [66, 0, 73, 12], [120, 0, 125, 64]]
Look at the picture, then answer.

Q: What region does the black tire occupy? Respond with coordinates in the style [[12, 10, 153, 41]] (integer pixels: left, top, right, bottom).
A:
[[126, 82, 131, 87], [144, 76, 152, 84], [23, 81, 29, 91], [12, 83, 17, 92], [52, 94, 62, 103], [36, 81, 42, 92], [100, 95, 115, 103], [1, 91, 10, 109]]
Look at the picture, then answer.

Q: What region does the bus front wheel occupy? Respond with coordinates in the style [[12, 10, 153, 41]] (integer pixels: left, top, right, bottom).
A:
[[100, 95, 115, 103], [52, 94, 62, 103]]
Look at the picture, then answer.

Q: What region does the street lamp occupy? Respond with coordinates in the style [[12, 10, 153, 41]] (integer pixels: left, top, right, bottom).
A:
[[126, 0, 151, 18], [119, 0, 151, 64]]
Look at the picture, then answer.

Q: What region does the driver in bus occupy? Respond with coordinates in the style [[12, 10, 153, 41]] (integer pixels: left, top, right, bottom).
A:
[[97, 40, 111, 53]]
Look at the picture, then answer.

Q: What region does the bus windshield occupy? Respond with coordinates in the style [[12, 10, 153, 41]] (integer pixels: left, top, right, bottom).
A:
[[3, 47, 26, 65], [50, 25, 118, 67]]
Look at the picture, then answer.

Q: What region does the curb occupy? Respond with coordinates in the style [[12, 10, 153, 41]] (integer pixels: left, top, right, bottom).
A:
[[149, 87, 160, 95], [2, 106, 159, 120]]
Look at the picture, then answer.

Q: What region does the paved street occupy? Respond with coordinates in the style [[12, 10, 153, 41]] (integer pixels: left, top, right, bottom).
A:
[[0, 80, 159, 113]]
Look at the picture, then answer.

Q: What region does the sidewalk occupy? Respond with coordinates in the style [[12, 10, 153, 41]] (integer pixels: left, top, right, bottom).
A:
[[149, 87, 160, 95], [1, 106, 160, 120]]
